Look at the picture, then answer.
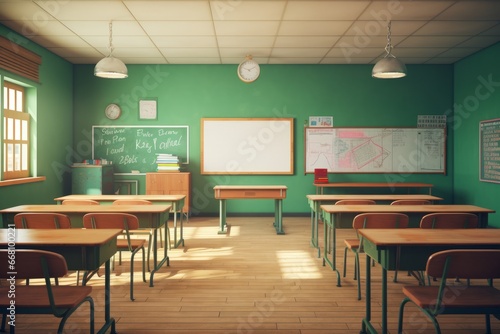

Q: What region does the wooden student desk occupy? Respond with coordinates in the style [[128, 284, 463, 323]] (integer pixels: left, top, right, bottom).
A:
[[358, 228, 500, 334], [0, 228, 122, 334], [319, 204, 495, 286], [54, 194, 186, 249], [314, 182, 434, 195], [306, 194, 443, 257], [213, 185, 287, 234], [0, 204, 171, 287]]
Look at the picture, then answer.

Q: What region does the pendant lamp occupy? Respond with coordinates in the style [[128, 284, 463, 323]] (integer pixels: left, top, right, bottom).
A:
[[372, 21, 407, 79], [94, 21, 128, 79]]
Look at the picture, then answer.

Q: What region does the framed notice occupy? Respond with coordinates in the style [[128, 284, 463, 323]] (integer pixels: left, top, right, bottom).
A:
[[139, 99, 157, 120], [309, 116, 333, 127], [479, 118, 500, 183]]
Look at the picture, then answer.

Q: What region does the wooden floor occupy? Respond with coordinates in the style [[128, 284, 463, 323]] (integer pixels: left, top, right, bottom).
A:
[[9, 216, 500, 333]]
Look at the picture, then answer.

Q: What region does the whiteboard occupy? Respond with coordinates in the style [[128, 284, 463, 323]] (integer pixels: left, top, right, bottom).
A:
[[201, 118, 294, 174], [305, 127, 446, 174]]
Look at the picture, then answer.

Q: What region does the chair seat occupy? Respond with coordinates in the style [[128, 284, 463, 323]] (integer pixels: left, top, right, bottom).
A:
[[344, 239, 359, 250], [0, 286, 92, 309], [403, 285, 500, 310], [117, 238, 146, 250]]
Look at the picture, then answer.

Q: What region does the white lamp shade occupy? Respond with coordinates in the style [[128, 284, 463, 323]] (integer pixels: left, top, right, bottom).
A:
[[372, 56, 407, 79], [94, 56, 128, 79]]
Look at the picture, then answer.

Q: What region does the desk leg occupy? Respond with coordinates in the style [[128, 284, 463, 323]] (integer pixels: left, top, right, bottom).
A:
[[172, 201, 185, 248], [361, 254, 371, 334], [98, 259, 116, 334], [322, 212, 341, 286], [150, 213, 169, 287], [310, 202, 320, 257], [218, 199, 227, 234], [274, 199, 285, 235], [479, 212, 489, 228]]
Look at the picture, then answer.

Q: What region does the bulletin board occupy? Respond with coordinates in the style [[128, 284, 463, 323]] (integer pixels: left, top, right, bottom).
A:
[[479, 118, 500, 183], [305, 127, 446, 174], [201, 118, 294, 174]]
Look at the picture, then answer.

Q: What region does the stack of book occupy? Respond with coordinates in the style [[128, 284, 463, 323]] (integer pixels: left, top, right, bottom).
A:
[[156, 154, 181, 172]]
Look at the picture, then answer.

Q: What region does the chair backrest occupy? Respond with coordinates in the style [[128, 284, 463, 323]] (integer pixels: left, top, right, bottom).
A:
[[426, 249, 500, 280], [391, 200, 432, 205], [335, 200, 376, 205], [14, 212, 72, 229], [83, 212, 140, 230], [0, 249, 67, 279], [353, 213, 410, 230], [61, 199, 100, 205], [112, 199, 152, 206], [419, 213, 479, 229]]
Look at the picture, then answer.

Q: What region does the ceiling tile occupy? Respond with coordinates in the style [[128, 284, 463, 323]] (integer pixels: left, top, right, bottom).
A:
[[275, 36, 340, 48], [34, 0, 134, 20], [436, 1, 500, 20], [217, 36, 275, 48], [210, 1, 286, 21], [358, 1, 455, 20], [214, 21, 280, 36], [398, 36, 470, 48], [415, 21, 499, 36], [279, 21, 352, 36], [124, 0, 212, 20], [160, 47, 220, 58], [283, 1, 370, 20], [141, 21, 215, 36], [151, 36, 217, 48]]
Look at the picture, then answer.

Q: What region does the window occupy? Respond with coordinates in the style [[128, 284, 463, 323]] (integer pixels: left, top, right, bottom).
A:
[[3, 81, 29, 180]]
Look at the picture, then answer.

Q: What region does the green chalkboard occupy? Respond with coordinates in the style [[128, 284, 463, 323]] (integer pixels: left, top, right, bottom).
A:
[[480, 118, 500, 183], [92, 126, 189, 174]]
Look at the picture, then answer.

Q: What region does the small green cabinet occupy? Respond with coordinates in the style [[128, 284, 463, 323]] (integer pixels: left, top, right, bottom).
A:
[[71, 165, 114, 195]]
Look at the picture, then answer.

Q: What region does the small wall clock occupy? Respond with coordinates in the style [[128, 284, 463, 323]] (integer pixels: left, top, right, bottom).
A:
[[237, 55, 260, 83], [105, 103, 121, 120]]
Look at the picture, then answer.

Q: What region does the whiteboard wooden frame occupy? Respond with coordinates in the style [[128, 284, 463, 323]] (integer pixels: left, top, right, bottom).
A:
[[201, 118, 294, 175]]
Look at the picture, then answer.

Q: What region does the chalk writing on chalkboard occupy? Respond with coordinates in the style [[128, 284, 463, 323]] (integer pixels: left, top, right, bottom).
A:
[[480, 118, 500, 183], [92, 126, 189, 174]]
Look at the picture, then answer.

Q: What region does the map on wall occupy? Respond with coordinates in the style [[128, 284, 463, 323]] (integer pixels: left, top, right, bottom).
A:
[[305, 127, 446, 174]]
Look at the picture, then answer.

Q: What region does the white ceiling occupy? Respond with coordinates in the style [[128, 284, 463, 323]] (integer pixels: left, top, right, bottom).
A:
[[0, 0, 499, 65]]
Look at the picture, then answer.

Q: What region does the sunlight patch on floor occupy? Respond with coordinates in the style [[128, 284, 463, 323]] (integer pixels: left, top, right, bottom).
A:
[[275, 250, 322, 279]]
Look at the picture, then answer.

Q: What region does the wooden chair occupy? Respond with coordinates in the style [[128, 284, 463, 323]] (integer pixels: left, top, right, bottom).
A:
[[14, 213, 72, 285], [0, 249, 94, 334], [391, 199, 432, 205], [82, 212, 146, 301], [112, 199, 170, 271], [61, 199, 100, 205], [335, 200, 376, 278], [14, 212, 72, 229], [398, 249, 500, 334], [420, 212, 479, 229], [344, 213, 409, 300]]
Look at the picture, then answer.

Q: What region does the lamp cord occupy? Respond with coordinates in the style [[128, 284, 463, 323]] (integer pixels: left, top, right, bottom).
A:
[[108, 21, 114, 56], [384, 21, 393, 56]]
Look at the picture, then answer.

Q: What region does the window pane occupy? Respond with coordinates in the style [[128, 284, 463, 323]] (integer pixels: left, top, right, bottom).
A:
[[6, 118, 13, 140], [14, 119, 20, 140], [22, 144, 28, 170], [2, 118, 5, 140], [14, 144, 20, 170], [6, 144, 13, 171], [16, 90, 23, 112], [21, 120, 28, 140], [3, 87, 7, 109], [8, 88, 15, 110]]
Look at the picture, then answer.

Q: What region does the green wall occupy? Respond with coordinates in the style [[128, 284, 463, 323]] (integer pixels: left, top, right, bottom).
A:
[[453, 42, 500, 227], [0, 26, 73, 211], [73, 63, 454, 215]]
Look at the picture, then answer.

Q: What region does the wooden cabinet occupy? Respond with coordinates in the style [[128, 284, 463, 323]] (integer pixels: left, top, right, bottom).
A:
[[72, 165, 114, 194], [146, 172, 191, 214]]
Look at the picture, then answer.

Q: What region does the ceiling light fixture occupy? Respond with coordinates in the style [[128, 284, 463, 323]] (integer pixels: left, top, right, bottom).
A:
[[94, 21, 128, 79], [372, 21, 407, 79]]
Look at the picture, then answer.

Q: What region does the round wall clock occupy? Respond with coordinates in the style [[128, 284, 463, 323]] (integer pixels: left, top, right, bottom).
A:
[[237, 55, 260, 83], [105, 103, 121, 120]]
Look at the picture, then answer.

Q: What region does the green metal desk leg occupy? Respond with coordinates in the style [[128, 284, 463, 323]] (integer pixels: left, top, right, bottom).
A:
[[150, 213, 169, 287], [99, 259, 116, 334], [322, 212, 341, 286], [274, 199, 285, 235], [218, 199, 227, 234]]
